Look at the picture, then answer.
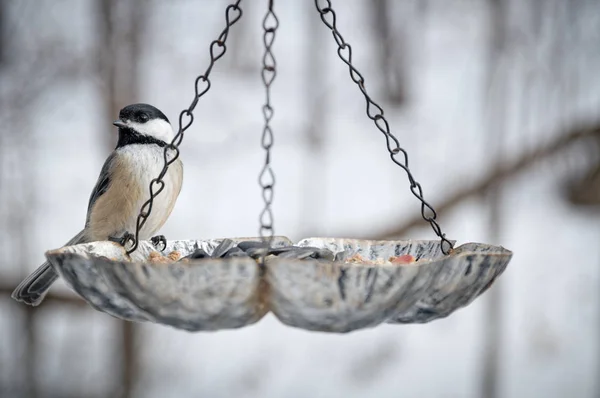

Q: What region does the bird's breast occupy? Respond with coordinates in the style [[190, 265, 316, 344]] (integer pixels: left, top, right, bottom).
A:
[[87, 144, 183, 241]]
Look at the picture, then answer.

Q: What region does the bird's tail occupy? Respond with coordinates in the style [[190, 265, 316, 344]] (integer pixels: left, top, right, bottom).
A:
[[11, 230, 87, 306]]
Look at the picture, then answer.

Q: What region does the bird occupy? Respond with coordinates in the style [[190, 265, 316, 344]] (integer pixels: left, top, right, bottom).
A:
[[11, 103, 184, 306]]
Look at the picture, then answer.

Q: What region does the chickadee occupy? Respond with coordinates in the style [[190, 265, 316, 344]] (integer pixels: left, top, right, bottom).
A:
[[12, 103, 184, 306]]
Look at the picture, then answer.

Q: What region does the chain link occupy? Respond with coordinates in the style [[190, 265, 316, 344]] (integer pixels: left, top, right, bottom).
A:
[[314, 0, 453, 254], [126, 1, 243, 254], [258, 0, 278, 249]]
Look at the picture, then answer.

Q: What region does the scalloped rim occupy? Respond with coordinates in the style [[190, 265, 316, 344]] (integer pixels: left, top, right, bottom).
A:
[[45, 238, 513, 269]]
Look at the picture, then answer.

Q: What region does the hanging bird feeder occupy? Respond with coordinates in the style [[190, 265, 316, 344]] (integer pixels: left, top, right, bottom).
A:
[[43, 0, 512, 333]]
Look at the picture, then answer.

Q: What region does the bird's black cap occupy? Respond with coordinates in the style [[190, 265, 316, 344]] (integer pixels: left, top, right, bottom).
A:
[[118, 103, 170, 124]]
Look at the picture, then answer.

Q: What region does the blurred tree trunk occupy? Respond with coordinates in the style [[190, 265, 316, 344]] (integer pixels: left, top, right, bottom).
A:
[[19, 135, 36, 398], [0, 1, 94, 394], [97, 1, 145, 396], [300, 0, 328, 237], [97, 0, 145, 151], [371, 0, 407, 105], [481, 1, 509, 398], [1, 113, 37, 398], [98, 0, 118, 151], [1, 3, 36, 395], [0, 0, 5, 67], [227, 0, 255, 75]]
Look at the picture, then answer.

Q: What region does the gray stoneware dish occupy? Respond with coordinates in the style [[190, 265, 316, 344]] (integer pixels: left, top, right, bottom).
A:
[[45, 237, 512, 333]]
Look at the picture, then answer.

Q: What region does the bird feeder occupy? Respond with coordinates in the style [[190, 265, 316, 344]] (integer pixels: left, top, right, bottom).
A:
[[42, 0, 512, 333]]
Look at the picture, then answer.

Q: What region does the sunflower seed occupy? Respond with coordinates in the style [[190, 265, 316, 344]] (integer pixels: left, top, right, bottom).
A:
[[185, 248, 211, 259], [212, 239, 236, 258], [237, 241, 268, 251], [277, 248, 319, 259], [222, 247, 249, 258]]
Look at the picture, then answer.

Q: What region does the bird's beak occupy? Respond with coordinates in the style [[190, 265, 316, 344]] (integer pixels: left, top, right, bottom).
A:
[[113, 119, 128, 128]]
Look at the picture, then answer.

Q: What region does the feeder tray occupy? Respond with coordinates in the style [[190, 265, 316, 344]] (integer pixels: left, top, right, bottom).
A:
[[46, 238, 512, 333], [22, 0, 515, 333]]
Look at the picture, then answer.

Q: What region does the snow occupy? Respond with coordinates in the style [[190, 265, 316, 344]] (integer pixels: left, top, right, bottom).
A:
[[1, 0, 600, 397]]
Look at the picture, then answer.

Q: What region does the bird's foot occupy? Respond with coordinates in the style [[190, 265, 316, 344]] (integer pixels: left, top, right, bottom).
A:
[[109, 231, 135, 248], [151, 235, 167, 251]]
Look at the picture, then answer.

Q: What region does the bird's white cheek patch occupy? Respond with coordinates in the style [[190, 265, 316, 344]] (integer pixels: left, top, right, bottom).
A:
[[128, 119, 174, 143]]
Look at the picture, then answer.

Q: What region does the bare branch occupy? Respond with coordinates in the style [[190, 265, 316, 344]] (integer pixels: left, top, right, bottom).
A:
[[373, 123, 600, 239]]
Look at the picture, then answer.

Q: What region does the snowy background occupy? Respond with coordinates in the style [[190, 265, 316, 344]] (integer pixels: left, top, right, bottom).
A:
[[1, 1, 599, 397]]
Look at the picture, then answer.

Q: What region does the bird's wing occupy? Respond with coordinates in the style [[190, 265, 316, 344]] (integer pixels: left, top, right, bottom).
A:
[[85, 151, 117, 225]]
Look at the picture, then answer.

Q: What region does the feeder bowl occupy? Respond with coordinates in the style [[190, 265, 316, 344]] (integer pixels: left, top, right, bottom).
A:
[[45, 237, 512, 332]]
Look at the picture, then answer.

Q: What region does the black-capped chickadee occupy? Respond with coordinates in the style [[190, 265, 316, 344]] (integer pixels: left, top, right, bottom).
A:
[[12, 103, 184, 306]]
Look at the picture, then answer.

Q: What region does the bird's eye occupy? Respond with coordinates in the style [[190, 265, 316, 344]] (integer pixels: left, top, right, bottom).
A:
[[139, 113, 149, 122]]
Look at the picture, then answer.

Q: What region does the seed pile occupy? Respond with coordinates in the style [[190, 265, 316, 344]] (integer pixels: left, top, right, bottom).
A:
[[182, 239, 337, 262], [146, 239, 417, 265]]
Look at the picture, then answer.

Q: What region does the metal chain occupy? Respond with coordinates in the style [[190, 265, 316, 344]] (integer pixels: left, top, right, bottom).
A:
[[314, 0, 454, 254], [258, 0, 278, 248], [126, 1, 243, 254]]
